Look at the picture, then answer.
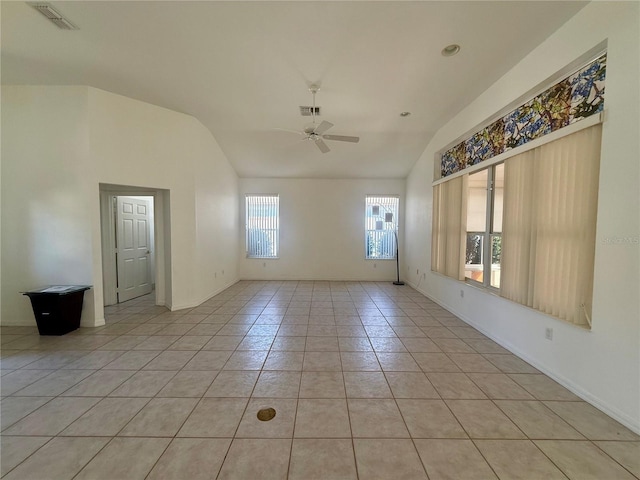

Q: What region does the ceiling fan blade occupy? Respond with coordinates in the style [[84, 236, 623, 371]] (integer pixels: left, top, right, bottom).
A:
[[315, 138, 330, 153], [313, 121, 334, 135], [322, 134, 360, 143], [272, 127, 304, 136]]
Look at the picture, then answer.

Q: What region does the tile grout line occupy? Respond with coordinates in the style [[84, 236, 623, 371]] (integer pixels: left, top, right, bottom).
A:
[[347, 286, 363, 480], [3, 281, 638, 479]]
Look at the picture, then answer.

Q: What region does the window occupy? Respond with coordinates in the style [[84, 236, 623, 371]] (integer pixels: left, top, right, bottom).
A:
[[433, 124, 601, 327], [432, 53, 606, 327], [245, 194, 279, 258], [465, 163, 503, 289], [365, 195, 399, 259]]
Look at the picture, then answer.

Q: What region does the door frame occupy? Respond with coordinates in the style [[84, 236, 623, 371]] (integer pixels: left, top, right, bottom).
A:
[[99, 184, 171, 307]]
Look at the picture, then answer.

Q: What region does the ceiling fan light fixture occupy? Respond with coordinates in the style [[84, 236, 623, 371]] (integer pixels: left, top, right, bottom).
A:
[[441, 44, 461, 57], [299, 106, 321, 117], [400, 111, 411, 117], [276, 85, 359, 154]]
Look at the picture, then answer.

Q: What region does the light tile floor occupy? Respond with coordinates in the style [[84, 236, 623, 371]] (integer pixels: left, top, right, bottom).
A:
[[1, 281, 638, 479]]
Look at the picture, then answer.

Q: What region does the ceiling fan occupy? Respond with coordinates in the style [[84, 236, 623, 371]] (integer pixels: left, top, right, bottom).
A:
[[283, 85, 360, 153]]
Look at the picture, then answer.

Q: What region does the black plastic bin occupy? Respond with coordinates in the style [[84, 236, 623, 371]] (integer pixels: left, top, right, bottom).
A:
[[23, 286, 91, 335]]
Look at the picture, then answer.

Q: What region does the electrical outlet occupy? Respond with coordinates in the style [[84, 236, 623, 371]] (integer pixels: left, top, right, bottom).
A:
[[416, 269, 419, 275], [214, 272, 217, 278], [460, 289, 464, 298], [545, 328, 553, 340], [222, 270, 224, 275]]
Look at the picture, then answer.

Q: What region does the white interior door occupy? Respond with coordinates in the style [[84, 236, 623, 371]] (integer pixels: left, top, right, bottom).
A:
[[116, 196, 152, 302]]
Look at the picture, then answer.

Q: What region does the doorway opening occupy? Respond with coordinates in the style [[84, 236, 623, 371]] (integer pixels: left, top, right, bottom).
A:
[[99, 184, 171, 307]]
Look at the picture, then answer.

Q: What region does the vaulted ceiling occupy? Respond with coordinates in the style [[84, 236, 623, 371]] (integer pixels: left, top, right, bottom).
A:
[[1, 1, 587, 178]]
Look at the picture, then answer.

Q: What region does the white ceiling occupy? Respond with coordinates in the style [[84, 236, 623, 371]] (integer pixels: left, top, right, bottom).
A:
[[1, 1, 587, 179]]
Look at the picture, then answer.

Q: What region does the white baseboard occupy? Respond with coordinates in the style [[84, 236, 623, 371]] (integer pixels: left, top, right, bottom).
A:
[[406, 280, 640, 435], [167, 278, 240, 312], [238, 276, 400, 282], [81, 317, 105, 328], [0, 318, 37, 327]]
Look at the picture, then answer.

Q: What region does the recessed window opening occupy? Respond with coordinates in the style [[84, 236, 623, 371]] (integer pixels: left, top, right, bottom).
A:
[[246, 194, 279, 258], [365, 195, 399, 260], [433, 124, 601, 328]]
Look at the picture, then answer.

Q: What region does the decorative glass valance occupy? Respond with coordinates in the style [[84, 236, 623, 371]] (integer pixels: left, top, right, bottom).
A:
[[440, 53, 606, 178]]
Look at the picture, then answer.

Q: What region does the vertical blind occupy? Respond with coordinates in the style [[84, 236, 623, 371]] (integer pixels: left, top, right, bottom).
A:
[[431, 175, 467, 280], [246, 194, 279, 258], [501, 124, 602, 326], [431, 124, 601, 327]]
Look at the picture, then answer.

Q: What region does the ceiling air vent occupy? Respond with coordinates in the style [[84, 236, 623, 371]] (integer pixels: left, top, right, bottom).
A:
[[28, 2, 78, 30], [299, 106, 321, 117]]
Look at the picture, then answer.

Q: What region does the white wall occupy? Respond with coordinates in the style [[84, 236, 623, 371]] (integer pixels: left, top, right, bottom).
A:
[[193, 128, 240, 304], [1, 86, 240, 325], [88, 88, 239, 310], [1, 87, 95, 326], [405, 2, 640, 432], [239, 178, 405, 281]]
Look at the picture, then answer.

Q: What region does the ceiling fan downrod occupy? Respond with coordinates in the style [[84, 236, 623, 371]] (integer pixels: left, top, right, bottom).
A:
[[309, 84, 319, 124]]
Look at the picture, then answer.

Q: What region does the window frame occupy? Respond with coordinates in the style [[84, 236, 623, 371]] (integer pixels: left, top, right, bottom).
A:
[[464, 163, 503, 292], [365, 195, 400, 260], [245, 194, 279, 259]]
